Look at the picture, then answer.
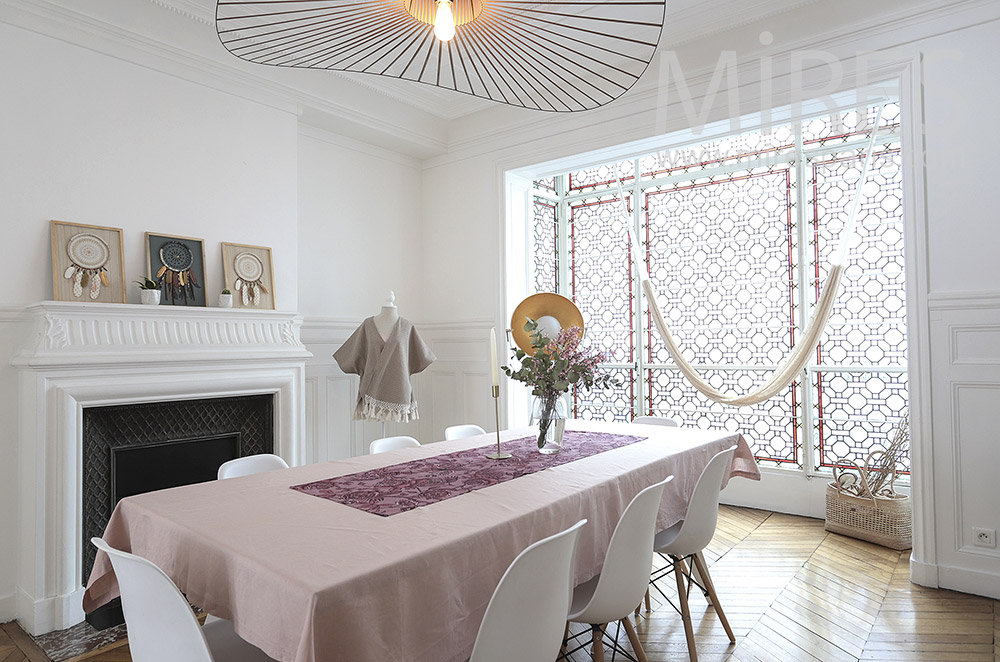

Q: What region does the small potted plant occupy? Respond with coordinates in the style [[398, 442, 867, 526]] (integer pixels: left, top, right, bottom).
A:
[[218, 288, 233, 309], [134, 277, 161, 305]]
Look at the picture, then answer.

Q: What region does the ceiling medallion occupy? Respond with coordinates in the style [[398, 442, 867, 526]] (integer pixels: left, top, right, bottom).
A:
[[216, 0, 666, 112]]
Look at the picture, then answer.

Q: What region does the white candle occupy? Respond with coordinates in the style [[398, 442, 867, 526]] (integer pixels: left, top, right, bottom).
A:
[[490, 327, 500, 386]]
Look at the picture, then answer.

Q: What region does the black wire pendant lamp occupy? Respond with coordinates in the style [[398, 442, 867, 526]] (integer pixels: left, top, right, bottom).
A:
[[216, 0, 666, 112]]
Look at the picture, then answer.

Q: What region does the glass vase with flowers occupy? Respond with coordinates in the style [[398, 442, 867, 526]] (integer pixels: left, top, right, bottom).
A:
[[503, 319, 617, 453]]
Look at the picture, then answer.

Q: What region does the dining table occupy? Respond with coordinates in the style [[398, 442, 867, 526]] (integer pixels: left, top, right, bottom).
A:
[[83, 419, 759, 662]]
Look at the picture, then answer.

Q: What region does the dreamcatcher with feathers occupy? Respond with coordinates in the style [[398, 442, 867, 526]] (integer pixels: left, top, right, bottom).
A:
[[154, 240, 201, 304]]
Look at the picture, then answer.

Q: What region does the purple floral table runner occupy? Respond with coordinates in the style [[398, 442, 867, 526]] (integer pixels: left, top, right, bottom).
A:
[[290, 431, 646, 516]]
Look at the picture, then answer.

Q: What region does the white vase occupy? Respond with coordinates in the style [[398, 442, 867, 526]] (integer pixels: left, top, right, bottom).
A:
[[218, 293, 233, 309], [140, 289, 161, 305]]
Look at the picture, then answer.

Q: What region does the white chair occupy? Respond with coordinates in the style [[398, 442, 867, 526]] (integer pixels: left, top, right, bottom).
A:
[[217, 454, 288, 480], [469, 519, 587, 662], [444, 424, 487, 440], [633, 415, 680, 427], [91, 538, 276, 662], [649, 445, 738, 662], [563, 477, 673, 662], [369, 435, 420, 454]]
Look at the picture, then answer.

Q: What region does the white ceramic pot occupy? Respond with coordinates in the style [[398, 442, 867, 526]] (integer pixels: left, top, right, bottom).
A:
[[218, 293, 234, 309], [140, 289, 161, 305]]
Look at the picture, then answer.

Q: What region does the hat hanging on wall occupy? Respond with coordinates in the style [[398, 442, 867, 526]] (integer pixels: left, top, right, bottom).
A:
[[215, 0, 666, 112], [510, 293, 584, 355]]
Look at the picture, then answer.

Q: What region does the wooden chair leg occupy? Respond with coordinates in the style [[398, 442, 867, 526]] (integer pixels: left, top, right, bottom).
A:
[[560, 621, 569, 656], [673, 557, 698, 662], [692, 552, 735, 644], [591, 624, 606, 662], [693, 551, 710, 604], [644, 586, 651, 612], [621, 617, 648, 662]]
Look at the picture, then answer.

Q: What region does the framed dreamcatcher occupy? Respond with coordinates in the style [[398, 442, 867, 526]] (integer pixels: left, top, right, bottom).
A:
[[221, 242, 275, 310], [145, 233, 207, 306], [50, 220, 126, 303]]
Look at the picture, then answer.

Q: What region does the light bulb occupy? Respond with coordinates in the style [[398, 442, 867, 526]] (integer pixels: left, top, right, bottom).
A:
[[434, 0, 456, 41]]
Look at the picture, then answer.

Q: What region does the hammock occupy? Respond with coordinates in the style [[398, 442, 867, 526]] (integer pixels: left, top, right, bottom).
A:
[[618, 104, 886, 406]]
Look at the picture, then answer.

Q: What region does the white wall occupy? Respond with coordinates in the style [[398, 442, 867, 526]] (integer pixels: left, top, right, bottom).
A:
[[297, 128, 427, 460], [0, 20, 298, 622], [418, 0, 1000, 597]]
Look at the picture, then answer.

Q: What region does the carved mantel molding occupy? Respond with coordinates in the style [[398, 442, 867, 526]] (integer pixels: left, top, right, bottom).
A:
[[13, 301, 311, 368]]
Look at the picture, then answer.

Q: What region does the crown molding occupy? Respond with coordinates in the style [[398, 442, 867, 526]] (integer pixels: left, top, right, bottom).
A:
[[298, 125, 423, 170], [148, 0, 214, 26], [662, 0, 820, 47], [432, 0, 997, 166], [0, 0, 448, 157]]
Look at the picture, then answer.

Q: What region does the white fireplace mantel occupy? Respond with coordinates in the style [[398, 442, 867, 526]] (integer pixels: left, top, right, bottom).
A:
[[12, 301, 313, 635], [13, 301, 311, 367]]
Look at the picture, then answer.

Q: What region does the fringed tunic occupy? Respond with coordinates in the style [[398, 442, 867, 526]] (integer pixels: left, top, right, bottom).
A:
[[333, 317, 435, 423]]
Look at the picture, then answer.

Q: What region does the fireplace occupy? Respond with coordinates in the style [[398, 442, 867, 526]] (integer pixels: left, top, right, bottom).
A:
[[13, 301, 310, 635], [80, 394, 274, 628]]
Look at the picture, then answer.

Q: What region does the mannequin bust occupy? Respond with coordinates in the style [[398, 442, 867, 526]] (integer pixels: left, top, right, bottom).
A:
[[373, 291, 399, 340]]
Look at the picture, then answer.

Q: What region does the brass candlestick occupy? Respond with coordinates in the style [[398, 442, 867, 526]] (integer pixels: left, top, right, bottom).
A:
[[486, 384, 511, 459]]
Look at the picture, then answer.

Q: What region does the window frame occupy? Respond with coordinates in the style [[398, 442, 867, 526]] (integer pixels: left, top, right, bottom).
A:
[[527, 103, 908, 478]]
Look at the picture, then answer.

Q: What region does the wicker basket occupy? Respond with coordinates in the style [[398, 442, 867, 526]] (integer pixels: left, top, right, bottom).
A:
[[824, 482, 912, 550]]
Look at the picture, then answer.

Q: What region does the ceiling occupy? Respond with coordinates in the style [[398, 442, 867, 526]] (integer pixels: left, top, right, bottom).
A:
[[170, 0, 821, 120]]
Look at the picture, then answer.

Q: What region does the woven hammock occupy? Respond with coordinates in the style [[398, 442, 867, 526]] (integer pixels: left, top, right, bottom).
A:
[[619, 104, 886, 406]]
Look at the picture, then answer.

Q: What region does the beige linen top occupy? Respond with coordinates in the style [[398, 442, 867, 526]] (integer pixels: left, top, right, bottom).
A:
[[333, 316, 435, 422]]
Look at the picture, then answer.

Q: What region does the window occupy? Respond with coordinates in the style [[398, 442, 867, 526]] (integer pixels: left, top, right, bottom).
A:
[[528, 102, 907, 472]]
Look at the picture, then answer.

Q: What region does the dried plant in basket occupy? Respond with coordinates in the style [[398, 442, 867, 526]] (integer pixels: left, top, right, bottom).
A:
[[832, 412, 909, 501]]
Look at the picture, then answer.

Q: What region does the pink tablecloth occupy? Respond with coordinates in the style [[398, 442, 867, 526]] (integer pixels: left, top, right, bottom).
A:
[[83, 420, 759, 662]]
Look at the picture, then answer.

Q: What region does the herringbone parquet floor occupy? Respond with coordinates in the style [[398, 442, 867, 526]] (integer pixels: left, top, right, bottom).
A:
[[3, 506, 998, 661]]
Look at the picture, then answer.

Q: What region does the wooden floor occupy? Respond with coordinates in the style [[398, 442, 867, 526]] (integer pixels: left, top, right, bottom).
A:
[[3, 506, 998, 662]]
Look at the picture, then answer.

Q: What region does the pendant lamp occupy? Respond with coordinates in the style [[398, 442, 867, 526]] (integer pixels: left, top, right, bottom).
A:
[[216, 0, 666, 112]]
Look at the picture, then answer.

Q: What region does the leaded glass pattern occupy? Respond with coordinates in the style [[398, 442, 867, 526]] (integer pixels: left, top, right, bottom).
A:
[[573, 366, 635, 422], [532, 197, 558, 294], [809, 147, 906, 368], [569, 195, 634, 365], [802, 102, 901, 147], [640, 124, 795, 179], [647, 368, 800, 467], [644, 169, 797, 367], [526, 99, 907, 475], [533, 177, 557, 194], [814, 370, 909, 471], [568, 159, 635, 194]]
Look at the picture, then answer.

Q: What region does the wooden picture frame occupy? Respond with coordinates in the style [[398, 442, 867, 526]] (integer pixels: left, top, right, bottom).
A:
[[221, 242, 276, 310], [50, 220, 126, 303], [145, 232, 208, 306]]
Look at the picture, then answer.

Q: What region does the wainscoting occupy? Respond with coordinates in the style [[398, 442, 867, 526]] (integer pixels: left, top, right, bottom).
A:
[[300, 317, 497, 462], [923, 292, 1000, 599]]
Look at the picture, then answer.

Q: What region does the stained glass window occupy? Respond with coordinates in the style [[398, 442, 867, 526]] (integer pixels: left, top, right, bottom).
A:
[[526, 101, 908, 472]]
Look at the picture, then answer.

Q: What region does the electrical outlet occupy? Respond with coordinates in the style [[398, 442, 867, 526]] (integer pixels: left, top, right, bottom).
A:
[[972, 527, 996, 548]]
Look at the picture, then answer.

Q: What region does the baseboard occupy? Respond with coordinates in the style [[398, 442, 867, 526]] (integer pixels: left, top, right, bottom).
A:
[[15, 587, 85, 636], [937, 563, 1000, 600], [908, 557, 939, 588], [0, 590, 15, 623], [720, 469, 828, 519]]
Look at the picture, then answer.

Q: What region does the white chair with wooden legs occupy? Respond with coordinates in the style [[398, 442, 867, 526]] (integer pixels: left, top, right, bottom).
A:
[[633, 415, 680, 427], [444, 424, 486, 440], [648, 445, 738, 662], [217, 454, 289, 480], [90, 538, 276, 662], [369, 435, 420, 454], [562, 477, 673, 662], [469, 519, 587, 662]]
